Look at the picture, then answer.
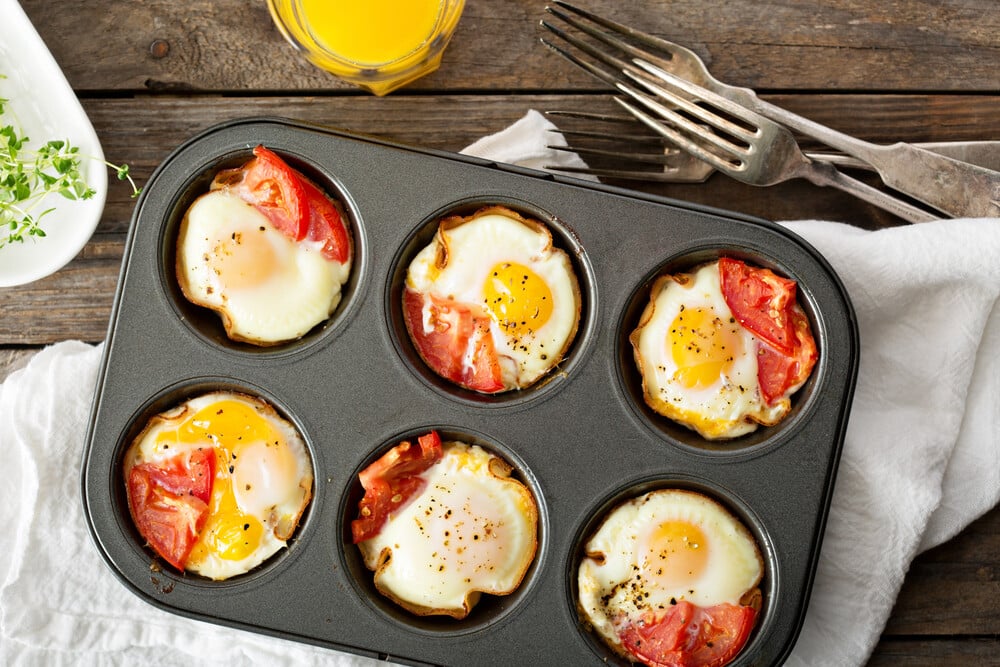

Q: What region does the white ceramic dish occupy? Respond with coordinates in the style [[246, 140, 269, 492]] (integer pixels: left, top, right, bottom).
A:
[[0, 0, 107, 287]]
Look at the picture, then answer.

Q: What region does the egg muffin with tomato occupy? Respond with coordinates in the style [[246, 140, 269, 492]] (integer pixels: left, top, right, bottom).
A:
[[403, 206, 581, 393], [630, 258, 817, 439], [578, 488, 763, 666], [176, 145, 352, 346], [123, 391, 313, 579], [351, 430, 538, 618]]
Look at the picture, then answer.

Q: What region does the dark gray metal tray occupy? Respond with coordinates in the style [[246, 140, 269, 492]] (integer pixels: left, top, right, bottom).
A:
[[82, 117, 858, 666]]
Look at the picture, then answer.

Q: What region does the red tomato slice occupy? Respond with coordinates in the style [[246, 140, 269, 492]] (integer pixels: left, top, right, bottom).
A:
[[141, 447, 215, 503], [402, 287, 505, 393], [215, 145, 351, 263], [299, 174, 351, 264], [719, 257, 797, 355], [618, 601, 757, 667], [216, 145, 308, 240], [126, 449, 214, 571], [351, 431, 444, 543], [719, 258, 818, 405], [756, 306, 818, 404]]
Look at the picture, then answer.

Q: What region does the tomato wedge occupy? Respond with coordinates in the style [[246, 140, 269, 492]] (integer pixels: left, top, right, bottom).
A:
[[139, 447, 215, 503], [126, 448, 215, 571], [756, 305, 818, 404], [719, 257, 797, 355], [618, 601, 757, 667], [214, 145, 307, 241], [719, 258, 817, 405], [213, 145, 351, 264], [298, 174, 351, 264], [402, 287, 505, 394], [351, 431, 444, 543]]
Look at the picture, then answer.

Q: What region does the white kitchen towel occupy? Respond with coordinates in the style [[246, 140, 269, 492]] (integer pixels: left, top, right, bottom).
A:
[[2, 110, 999, 666]]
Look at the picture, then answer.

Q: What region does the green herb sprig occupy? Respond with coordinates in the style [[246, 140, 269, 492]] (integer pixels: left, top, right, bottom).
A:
[[0, 92, 141, 250]]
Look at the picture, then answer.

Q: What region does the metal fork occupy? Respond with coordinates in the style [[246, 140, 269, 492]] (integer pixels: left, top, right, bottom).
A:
[[544, 110, 1000, 183], [614, 61, 940, 223], [541, 1, 1000, 219], [546, 110, 716, 182]]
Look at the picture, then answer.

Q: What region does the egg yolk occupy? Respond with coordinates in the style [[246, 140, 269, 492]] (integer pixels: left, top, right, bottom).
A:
[[209, 227, 278, 289], [154, 399, 280, 562], [483, 262, 553, 338], [191, 472, 265, 562], [640, 519, 709, 590], [669, 306, 744, 389]]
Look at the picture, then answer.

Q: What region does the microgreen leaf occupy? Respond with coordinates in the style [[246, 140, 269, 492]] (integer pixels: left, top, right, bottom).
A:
[[0, 77, 142, 249]]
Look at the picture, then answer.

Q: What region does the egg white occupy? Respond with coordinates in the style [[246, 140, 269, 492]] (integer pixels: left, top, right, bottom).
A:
[[578, 489, 763, 655], [357, 441, 538, 618], [177, 190, 351, 345], [631, 262, 788, 439], [406, 207, 581, 390]]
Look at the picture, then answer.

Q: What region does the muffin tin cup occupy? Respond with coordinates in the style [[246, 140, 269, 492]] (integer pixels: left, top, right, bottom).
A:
[[83, 117, 858, 667], [568, 475, 778, 666], [338, 425, 548, 637]]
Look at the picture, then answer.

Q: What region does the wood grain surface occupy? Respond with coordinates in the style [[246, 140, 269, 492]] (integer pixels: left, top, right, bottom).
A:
[[4, 1, 999, 664]]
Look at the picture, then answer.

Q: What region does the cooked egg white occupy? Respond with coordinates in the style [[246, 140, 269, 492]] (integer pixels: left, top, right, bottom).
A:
[[357, 441, 538, 618], [406, 207, 581, 390], [176, 190, 351, 345], [578, 489, 763, 655], [126, 391, 313, 580], [631, 262, 789, 439]]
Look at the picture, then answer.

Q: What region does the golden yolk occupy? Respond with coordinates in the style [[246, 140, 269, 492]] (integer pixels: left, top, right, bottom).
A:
[[180, 399, 276, 449], [483, 262, 553, 338], [642, 519, 708, 588], [669, 306, 744, 389], [155, 399, 277, 563], [190, 471, 265, 563], [209, 228, 277, 290]]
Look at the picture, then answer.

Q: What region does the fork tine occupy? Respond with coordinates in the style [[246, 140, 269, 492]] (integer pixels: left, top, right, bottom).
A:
[[616, 82, 749, 164], [545, 111, 667, 142], [615, 97, 738, 175], [539, 25, 631, 88], [547, 142, 681, 166], [622, 69, 758, 146], [543, 116, 717, 182], [553, 127, 672, 144], [546, 2, 705, 69], [543, 2, 716, 86], [543, 4, 669, 71], [544, 163, 704, 182], [544, 109, 647, 125], [631, 60, 766, 136]]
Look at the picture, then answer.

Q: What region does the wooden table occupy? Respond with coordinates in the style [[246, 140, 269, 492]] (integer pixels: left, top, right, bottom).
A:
[[4, 1, 998, 664]]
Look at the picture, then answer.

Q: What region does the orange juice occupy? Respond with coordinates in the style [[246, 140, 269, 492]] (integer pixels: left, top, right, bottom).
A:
[[267, 0, 466, 95]]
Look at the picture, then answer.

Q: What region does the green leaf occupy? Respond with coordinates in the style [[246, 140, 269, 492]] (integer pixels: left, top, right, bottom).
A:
[[0, 86, 141, 247]]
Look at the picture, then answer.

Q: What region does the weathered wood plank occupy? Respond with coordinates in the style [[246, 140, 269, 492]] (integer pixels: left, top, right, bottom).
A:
[[884, 508, 1000, 635], [0, 348, 39, 382], [869, 638, 1000, 666], [20, 0, 1000, 93]]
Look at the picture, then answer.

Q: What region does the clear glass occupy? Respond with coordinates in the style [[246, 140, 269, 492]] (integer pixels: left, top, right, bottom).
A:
[[267, 0, 466, 96]]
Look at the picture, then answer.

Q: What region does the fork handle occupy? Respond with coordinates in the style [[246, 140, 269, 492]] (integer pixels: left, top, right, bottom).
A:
[[798, 160, 939, 223], [751, 97, 1000, 219]]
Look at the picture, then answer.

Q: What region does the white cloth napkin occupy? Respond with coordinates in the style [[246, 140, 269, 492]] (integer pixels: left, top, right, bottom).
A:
[[3, 110, 999, 667]]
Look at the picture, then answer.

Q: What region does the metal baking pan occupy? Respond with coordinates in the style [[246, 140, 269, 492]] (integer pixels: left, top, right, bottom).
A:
[[82, 117, 858, 666]]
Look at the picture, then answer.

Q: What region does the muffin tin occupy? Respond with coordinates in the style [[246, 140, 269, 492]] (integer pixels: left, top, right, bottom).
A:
[[82, 117, 858, 666]]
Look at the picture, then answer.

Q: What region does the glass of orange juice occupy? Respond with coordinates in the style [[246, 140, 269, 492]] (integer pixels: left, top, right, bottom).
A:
[[267, 0, 466, 96]]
